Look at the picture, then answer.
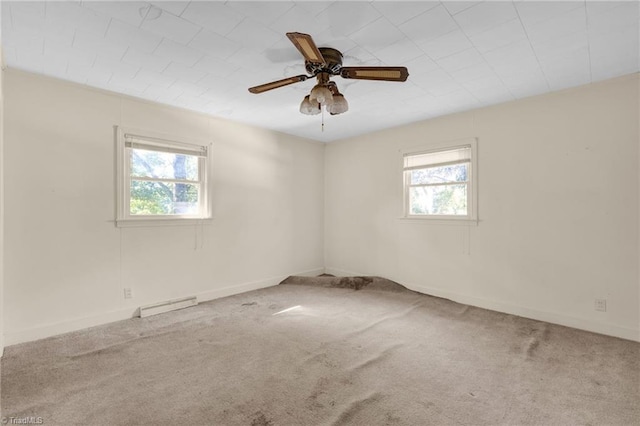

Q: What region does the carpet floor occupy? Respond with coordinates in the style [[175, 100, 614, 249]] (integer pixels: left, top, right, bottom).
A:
[[1, 276, 639, 425]]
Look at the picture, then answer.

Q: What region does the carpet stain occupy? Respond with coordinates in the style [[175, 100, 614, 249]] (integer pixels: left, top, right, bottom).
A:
[[306, 377, 330, 409], [250, 411, 273, 426], [241, 302, 258, 306], [525, 337, 540, 358], [524, 324, 550, 358], [339, 376, 354, 386], [280, 275, 408, 292], [337, 276, 373, 290], [385, 412, 402, 424]]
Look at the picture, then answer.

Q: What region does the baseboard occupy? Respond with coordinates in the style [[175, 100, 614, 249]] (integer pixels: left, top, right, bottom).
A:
[[195, 268, 325, 303], [324, 267, 362, 277], [3, 267, 325, 347], [3, 307, 137, 347], [407, 283, 640, 342], [324, 266, 640, 342]]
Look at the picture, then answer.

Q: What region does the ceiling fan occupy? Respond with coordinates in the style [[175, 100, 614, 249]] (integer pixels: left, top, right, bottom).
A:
[[248, 32, 409, 116]]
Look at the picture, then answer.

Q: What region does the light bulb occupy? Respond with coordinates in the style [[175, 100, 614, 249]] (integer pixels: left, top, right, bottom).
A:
[[327, 93, 349, 115], [309, 84, 334, 106], [299, 95, 320, 115]]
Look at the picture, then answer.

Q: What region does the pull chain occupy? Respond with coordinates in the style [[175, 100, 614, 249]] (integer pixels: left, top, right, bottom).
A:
[[321, 107, 325, 132]]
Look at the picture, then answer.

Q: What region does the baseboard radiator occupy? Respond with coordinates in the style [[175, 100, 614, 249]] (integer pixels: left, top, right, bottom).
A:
[[139, 296, 198, 318]]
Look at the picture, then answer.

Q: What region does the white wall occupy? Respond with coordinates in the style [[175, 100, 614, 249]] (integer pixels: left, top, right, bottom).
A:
[[325, 74, 640, 341], [0, 47, 4, 357], [3, 70, 325, 345]]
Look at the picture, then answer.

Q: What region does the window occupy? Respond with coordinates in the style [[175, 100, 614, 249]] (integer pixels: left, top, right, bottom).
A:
[[403, 139, 477, 221], [116, 127, 211, 226]]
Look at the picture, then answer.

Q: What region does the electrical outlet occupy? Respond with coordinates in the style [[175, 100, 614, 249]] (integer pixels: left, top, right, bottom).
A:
[[124, 288, 133, 299], [594, 299, 607, 312]]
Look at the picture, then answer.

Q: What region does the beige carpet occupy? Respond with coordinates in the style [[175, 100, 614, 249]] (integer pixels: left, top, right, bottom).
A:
[[1, 276, 639, 425]]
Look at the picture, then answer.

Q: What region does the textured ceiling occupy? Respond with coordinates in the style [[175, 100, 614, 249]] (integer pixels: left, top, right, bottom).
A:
[[2, 1, 639, 142]]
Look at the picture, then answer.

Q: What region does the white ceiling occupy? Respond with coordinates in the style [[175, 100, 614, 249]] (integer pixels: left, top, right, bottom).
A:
[[2, 1, 639, 142]]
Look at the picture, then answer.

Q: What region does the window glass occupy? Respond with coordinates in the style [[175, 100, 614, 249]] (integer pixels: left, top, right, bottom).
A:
[[117, 129, 210, 225], [130, 148, 199, 181], [409, 184, 467, 215], [130, 181, 200, 215], [403, 142, 476, 220], [409, 163, 468, 185]]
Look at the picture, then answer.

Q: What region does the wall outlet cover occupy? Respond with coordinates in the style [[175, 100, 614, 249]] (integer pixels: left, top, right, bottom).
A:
[[594, 299, 607, 312]]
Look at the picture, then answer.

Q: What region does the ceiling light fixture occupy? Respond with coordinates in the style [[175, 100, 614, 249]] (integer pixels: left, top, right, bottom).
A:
[[300, 75, 349, 132], [299, 95, 321, 115], [301, 73, 348, 119], [325, 81, 347, 115], [327, 93, 348, 115], [309, 84, 334, 106], [309, 72, 334, 106]]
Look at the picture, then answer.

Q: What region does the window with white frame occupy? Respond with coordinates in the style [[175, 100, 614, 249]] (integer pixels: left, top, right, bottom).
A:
[[403, 139, 477, 220], [116, 128, 211, 225]]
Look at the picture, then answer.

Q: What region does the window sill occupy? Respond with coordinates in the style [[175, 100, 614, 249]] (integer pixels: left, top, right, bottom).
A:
[[116, 217, 213, 228], [398, 217, 478, 226]]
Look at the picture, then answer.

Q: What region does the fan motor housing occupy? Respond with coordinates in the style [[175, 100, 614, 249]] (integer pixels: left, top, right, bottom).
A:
[[306, 47, 343, 76]]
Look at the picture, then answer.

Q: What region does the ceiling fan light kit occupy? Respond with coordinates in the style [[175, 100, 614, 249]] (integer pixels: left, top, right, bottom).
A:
[[300, 95, 321, 115], [249, 32, 409, 123], [310, 77, 334, 106], [309, 85, 333, 106], [327, 93, 349, 115]]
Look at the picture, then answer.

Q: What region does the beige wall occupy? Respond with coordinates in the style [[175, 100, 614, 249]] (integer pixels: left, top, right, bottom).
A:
[[0, 49, 4, 356], [325, 74, 640, 341], [3, 70, 325, 345]]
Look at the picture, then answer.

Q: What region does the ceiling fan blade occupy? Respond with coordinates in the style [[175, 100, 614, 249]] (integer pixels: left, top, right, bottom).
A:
[[286, 32, 326, 65], [248, 75, 309, 94], [340, 66, 409, 82]]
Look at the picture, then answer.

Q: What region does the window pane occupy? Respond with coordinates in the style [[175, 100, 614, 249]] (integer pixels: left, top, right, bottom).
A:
[[130, 148, 199, 181], [410, 163, 468, 185], [130, 181, 199, 215], [409, 184, 467, 215]]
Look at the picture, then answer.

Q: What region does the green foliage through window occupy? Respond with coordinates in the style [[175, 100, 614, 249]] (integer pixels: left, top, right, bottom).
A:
[[407, 163, 469, 216], [129, 148, 200, 216]]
